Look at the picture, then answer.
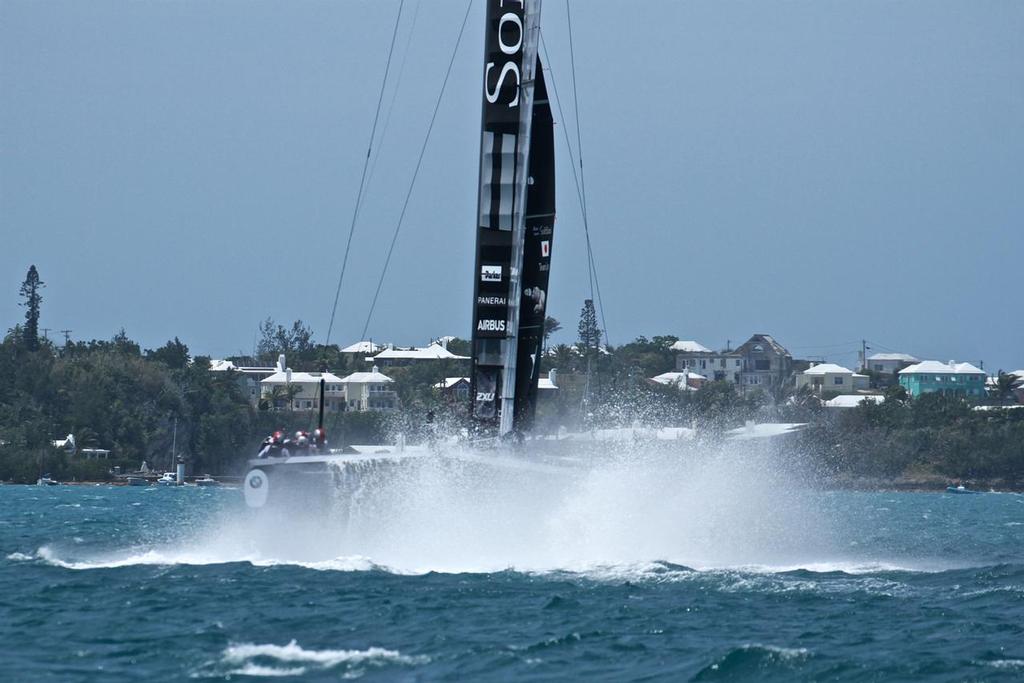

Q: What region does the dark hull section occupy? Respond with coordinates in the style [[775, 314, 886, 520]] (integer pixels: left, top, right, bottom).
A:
[[512, 65, 554, 431]]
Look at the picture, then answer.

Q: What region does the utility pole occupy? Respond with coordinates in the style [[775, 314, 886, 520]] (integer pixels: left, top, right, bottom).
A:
[[41, 328, 51, 340], [60, 330, 72, 346], [861, 339, 870, 372]]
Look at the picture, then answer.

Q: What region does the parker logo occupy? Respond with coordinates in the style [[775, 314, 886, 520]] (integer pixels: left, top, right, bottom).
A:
[[481, 265, 503, 282]]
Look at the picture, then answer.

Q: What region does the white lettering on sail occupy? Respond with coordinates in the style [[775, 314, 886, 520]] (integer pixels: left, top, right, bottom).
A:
[[477, 319, 507, 332], [497, 13, 523, 55], [484, 62, 520, 107]]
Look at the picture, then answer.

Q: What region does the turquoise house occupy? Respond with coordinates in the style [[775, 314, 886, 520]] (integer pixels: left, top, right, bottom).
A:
[[898, 360, 986, 398]]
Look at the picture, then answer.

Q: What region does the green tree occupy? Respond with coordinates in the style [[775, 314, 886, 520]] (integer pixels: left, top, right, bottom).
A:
[[146, 337, 190, 369], [577, 299, 601, 357], [19, 265, 44, 351]]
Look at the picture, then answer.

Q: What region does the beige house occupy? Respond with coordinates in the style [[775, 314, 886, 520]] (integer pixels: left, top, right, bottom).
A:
[[796, 363, 869, 396]]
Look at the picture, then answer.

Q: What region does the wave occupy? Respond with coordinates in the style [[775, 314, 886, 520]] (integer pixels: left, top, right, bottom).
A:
[[211, 641, 427, 678], [24, 545, 979, 581]]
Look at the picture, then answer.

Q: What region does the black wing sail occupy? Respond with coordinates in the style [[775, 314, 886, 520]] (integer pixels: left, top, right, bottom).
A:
[[469, 0, 547, 435]]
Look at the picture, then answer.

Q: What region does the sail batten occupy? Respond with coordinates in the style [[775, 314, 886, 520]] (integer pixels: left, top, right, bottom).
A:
[[470, 0, 554, 436]]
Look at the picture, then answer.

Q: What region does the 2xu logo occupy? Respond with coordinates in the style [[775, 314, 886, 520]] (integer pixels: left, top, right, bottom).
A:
[[484, 0, 525, 109]]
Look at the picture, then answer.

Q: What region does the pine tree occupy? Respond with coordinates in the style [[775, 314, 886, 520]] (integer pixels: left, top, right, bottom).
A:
[[18, 265, 44, 351], [577, 299, 601, 357]]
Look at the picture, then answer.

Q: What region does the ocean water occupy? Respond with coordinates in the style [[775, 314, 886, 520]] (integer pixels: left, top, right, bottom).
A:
[[2, 449, 1024, 681]]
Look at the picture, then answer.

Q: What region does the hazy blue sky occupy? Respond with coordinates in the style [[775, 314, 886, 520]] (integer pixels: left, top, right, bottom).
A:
[[2, 1, 1021, 371]]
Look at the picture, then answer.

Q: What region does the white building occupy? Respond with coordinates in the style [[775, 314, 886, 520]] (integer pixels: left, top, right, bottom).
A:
[[209, 359, 279, 404], [796, 363, 869, 395], [260, 369, 348, 412], [339, 340, 384, 355], [649, 370, 706, 391], [369, 342, 469, 366], [865, 353, 919, 375], [340, 366, 397, 411], [825, 394, 885, 409], [672, 340, 743, 383]]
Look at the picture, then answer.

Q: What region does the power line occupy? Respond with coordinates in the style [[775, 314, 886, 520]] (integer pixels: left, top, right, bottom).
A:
[[325, 0, 406, 346], [360, 0, 474, 341]]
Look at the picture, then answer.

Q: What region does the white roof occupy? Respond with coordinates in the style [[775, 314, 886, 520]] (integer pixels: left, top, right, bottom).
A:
[[825, 394, 885, 408], [899, 360, 985, 375], [867, 353, 919, 362], [372, 343, 469, 361], [670, 340, 712, 353], [973, 405, 1024, 411], [1007, 369, 1024, 379], [340, 367, 393, 384], [433, 377, 469, 389], [209, 359, 236, 371], [538, 376, 558, 390], [340, 341, 383, 354], [803, 363, 854, 375], [261, 371, 346, 384], [650, 371, 704, 387]]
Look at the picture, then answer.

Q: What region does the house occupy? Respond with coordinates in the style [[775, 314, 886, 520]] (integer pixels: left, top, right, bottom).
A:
[[209, 359, 279, 404], [673, 340, 743, 383], [796, 363, 869, 396], [866, 353, 919, 376], [340, 366, 397, 411], [339, 340, 384, 355], [898, 360, 986, 398], [434, 376, 471, 402], [734, 334, 793, 391], [260, 369, 348, 411], [649, 370, 706, 391], [369, 342, 470, 366], [824, 394, 885, 409]]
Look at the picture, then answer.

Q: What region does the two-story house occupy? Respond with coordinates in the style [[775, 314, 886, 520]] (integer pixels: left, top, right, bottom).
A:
[[734, 334, 793, 390], [898, 360, 986, 398]]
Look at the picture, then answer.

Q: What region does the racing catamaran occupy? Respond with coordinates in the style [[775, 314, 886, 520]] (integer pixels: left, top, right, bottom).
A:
[[243, 0, 555, 508]]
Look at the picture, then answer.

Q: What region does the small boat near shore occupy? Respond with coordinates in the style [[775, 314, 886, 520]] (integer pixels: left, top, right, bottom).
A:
[[194, 475, 220, 487], [36, 475, 60, 486], [946, 485, 981, 495]]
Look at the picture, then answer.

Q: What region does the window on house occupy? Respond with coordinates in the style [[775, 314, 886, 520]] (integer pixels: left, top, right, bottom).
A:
[[874, 364, 883, 372], [834, 377, 844, 385], [755, 360, 770, 371]]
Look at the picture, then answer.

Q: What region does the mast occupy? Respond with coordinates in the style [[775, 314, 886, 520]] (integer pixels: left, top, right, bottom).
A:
[[469, 0, 551, 436]]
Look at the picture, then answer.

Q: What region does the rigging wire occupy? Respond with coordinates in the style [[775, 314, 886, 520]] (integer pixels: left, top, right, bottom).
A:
[[325, 0, 406, 347], [364, 0, 419, 197], [360, 0, 474, 341], [565, 0, 609, 348]]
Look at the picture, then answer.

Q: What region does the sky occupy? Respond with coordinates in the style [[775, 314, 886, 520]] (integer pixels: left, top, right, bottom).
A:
[[2, 1, 1022, 372]]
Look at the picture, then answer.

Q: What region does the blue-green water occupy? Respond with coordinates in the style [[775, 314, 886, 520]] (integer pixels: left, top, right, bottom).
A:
[[2, 484, 1023, 681]]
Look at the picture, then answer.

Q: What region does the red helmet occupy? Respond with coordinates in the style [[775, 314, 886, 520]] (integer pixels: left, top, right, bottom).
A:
[[272, 431, 284, 444]]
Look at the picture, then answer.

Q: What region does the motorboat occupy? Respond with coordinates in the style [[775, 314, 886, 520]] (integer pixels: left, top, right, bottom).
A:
[[156, 472, 179, 486], [126, 476, 149, 487], [36, 475, 59, 486], [946, 485, 978, 497], [194, 475, 220, 487]]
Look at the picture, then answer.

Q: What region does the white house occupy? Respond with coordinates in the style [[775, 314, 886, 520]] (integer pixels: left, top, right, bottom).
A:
[[340, 366, 397, 412], [260, 369, 347, 411], [369, 342, 469, 366], [673, 340, 743, 383], [866, 352, 919, 375], [796, 363, 866, 395], [649, 370, 706, 391], [339, 340, 384, 355], [209, 359, 279, 404], [825, 394, 885, 409]]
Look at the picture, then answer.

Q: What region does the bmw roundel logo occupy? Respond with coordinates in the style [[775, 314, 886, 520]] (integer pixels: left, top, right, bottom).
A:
[[250, 475, 263, 489]]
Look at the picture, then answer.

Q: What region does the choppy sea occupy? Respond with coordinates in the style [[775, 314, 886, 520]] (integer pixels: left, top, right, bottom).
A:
[[2, 465, 1024, 681]]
